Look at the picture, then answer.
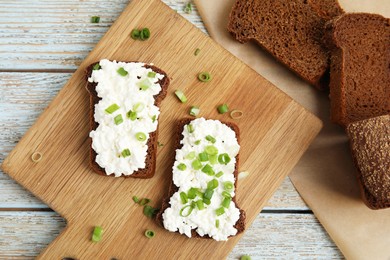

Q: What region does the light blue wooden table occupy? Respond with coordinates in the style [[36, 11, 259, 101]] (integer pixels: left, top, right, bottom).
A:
[[0, 0, 342, 258]]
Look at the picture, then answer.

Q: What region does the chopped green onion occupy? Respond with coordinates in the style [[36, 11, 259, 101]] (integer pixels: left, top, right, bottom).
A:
[[203, 198, 211, 205], [105, 103, 120, 114], [222, 191, 231, 198], [91, 226, 103, 242], [216, 207, 225, 216], [223, 181, 234, 191], [175, 90, 187, 103], [133, 102, 145, 112], [215, 171, 224, 178], [135, 132, 147, 141], [215, 219, 220, 228], [114, 114, 123, 125], [91, 16, 100, 23], [185, 151, 196, 160], [130, 29, 140, 40], [194, 48, 201, 56], [137, 79, 151, 90], [180, 192, 188, 204], [209, 154, 218, 165], [196, 200, 205, 210], [205, 145, 218, 155], [198, 152, 209, 162], [195, 190, 204, 199], [189, 106, 200, 117], [147, 71, 156, 78], [198, 72, 212, 82], [143, 205, 158, 218], [158, 141, 164, 147], [203, 188, 214, 200], [184, 2, 192, 14], [140, 198, 151, 206], [117, 67, 128, 76], [240, 255, 252, 260], [151, 115, 157, 123], [194, 140, 201, 145], [201, 164, 214, 176], [177, 163, 187, 171], [132, 196, 140, 203], [191, 159, 202, 170], [187, 124, 194, 133], [145, 230, 155, 238], [205, 135, 216, 143], [121, 148, 131, 158], [230, 109, 244, 119], [140, 28, 150, 41], [221, 197, 231, 208], [218, 153, 231, 165], [207, 179, 219, 190], [217, 104, 229, 114], [93, 63, 101, 70], [187, 187, 198, 199], [180, 205, 194, 217], [126, 110, 137, 121]]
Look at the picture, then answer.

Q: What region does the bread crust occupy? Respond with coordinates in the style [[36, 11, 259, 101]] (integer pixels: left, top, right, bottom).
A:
[[85, 61, 170, 178], [156, 118, 246, 239]]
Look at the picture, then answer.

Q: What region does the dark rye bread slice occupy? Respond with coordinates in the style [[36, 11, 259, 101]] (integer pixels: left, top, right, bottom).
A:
[[346, 115, 390, 210], [156, 118, 246, 239], [227, 0, 344, 89], [325, 13, 390, 127], [85, 61, 170, 178]]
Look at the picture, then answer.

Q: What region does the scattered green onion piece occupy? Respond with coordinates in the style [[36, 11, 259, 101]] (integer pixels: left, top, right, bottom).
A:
[[238, 171, 250, 180], [138, 79, 151, 90], [198, 72, 212, 82], [189, 106, 200, 117], [114, 114, 123, 125], [209, 154, 218, 165], [230, 109, 244, 119], [105, 103, 120, 114], [177, 163, 187, 171], [180, 192, 188, 204], [145, 230, 155, 239], [130, 29, 140, 39], [93, 63, 101, 70], [91, 16, 100, 23], [91, 226, 103, 242], [180, 205, 194, 217], [215, 219, 220, 228], [194, 140, 201, 145], [175, 90, 187, 103], [195, 190, 204, 199], [216, 207, 225, 216], [126, 110, 137, 121], [196, 200, 205, 210], [187, 187, 198, 199], [217, 104, 229, 114], [223, 181, 234, 191], [203, 188, 214, 200], [140, 28, 150, 41], [143, 205, 159, 218], [121, 148, 131, 158], [187, 124, 194, 133], [147, 71, 156, 78], [205, 145, 218, 155], [207, 179, 219, 190], [140, 198, 151, 206], [158, 141, 164, 147], [133, 102, 145, 112], [117, 67, 128, 76], [151, 115, 157, 123], [201, 164, 214, 176], [215, 171, 224, 178], [185, 151, 196, 160], [222, 191, 231, 198], [221, 197, 231, 208], [240, 255, 252, 260], [135, 132, 147, 141], [218, 153, 231, 165], [184, 2, 192, 14], [198, 152, 209, 162], [191, 159, 202, 170], [194, 48, 201, 56], [205, 135, 216, 143], [203, 198, 211, 205]]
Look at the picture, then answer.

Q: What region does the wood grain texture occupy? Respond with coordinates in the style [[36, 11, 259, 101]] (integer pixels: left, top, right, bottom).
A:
[[1, 0, 321, 258], [0, 211, 342, 259]]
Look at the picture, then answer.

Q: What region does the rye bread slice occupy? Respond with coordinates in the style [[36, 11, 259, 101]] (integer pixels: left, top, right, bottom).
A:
[[325, 13, 390, 127], [346, 115, 390, 210], [227, 0, 344, 89], [85, 61, 170, 178], [156, 118, 246, 239]]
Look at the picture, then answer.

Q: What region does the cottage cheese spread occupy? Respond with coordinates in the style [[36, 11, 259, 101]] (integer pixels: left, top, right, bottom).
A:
[[88, 59, 164, 177], [162, 118, 241, 241]]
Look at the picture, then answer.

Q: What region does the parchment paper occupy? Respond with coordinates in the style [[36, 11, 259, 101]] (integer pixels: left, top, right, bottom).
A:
[[193, 0, 390, 259]]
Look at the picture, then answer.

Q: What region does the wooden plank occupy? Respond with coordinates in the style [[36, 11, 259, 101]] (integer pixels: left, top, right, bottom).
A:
[[1, 0, 321, 258], [0, 0, 206, 70], [0, 211, 341, 259]]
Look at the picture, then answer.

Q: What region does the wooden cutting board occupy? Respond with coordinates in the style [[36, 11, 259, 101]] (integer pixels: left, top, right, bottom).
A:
[[1, 0, 322, 258]]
